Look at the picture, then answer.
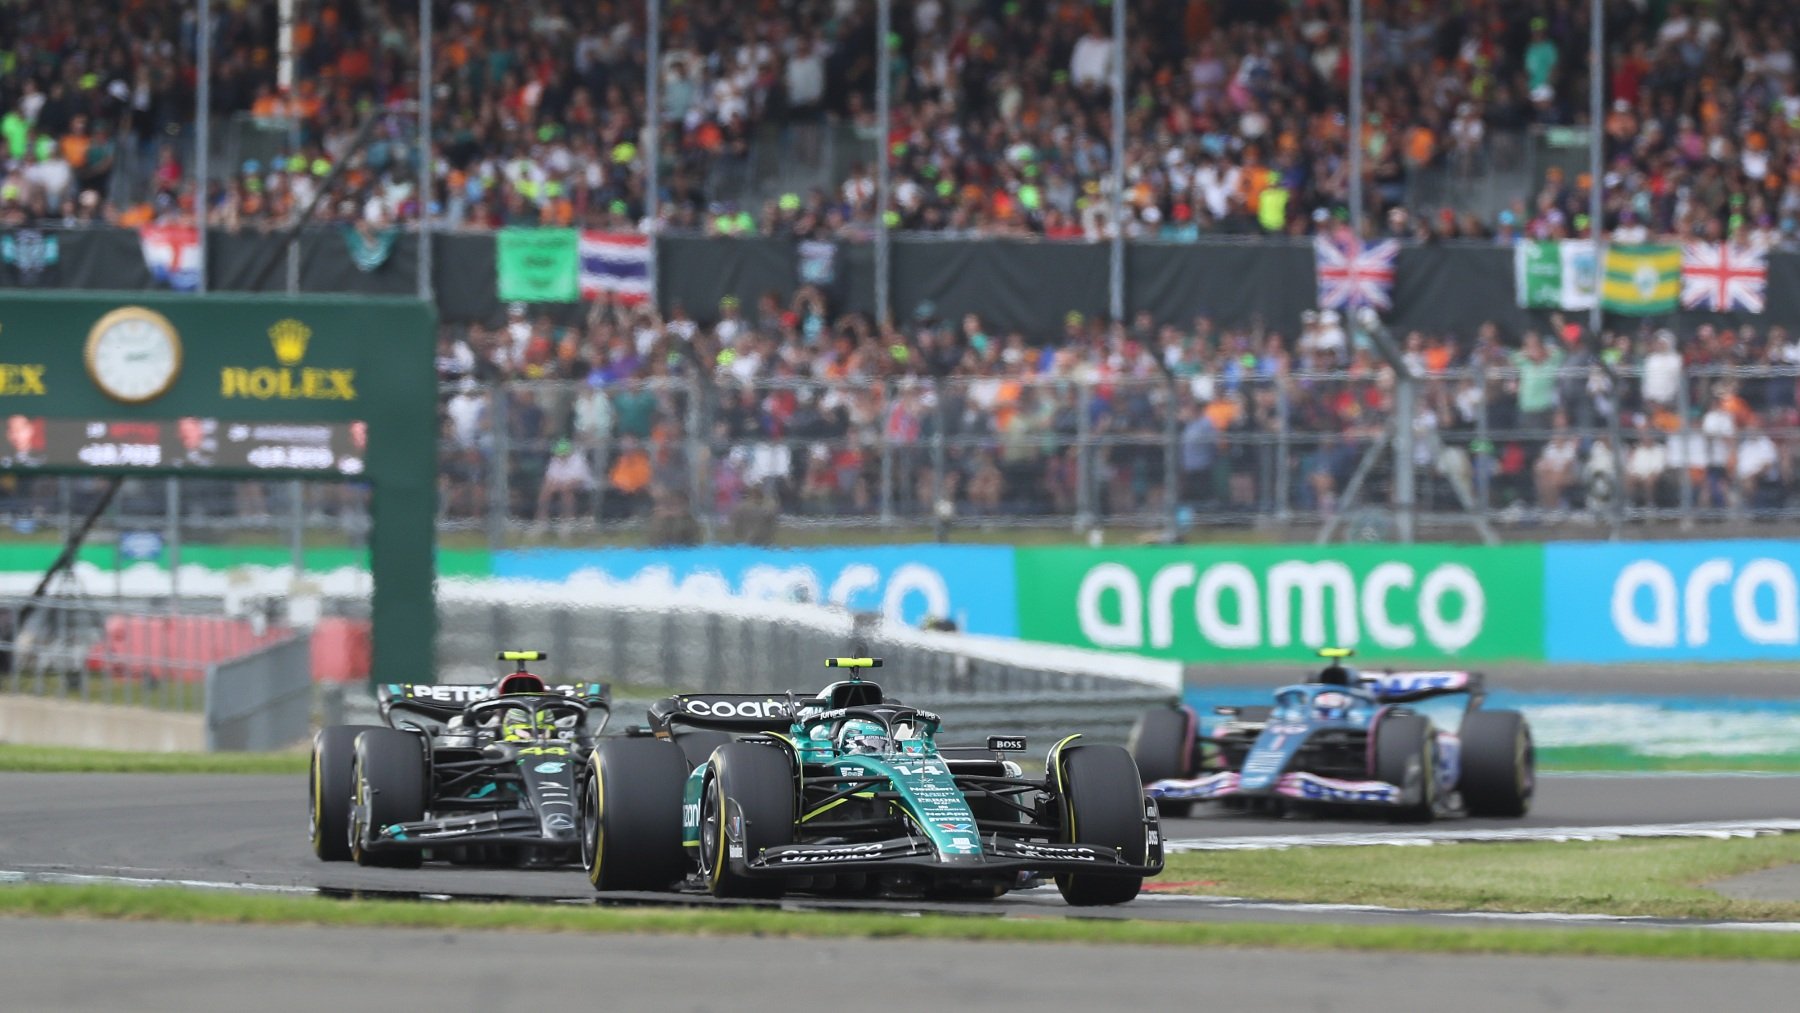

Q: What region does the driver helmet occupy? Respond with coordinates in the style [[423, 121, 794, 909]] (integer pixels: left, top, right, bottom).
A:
[[1312, 691, 1352, 721], [837, 718, 891, 755], [501, 706, 559, 742]]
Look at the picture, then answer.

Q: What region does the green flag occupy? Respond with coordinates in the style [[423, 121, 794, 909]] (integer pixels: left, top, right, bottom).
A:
[[1601, 244, 1680, 315], [1513, 240, 1596, 310], [496, 227, 579, 302]]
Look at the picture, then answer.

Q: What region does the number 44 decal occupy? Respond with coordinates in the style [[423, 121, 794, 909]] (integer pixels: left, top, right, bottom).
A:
[[893, 762, 944, 776]]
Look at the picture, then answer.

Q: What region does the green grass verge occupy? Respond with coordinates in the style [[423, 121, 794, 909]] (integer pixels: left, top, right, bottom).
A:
[[0, 744, 307, 775], [1538, 746, 1800, 773], [1, 882, 1798, 960], [1166, 834, 1800, 921]]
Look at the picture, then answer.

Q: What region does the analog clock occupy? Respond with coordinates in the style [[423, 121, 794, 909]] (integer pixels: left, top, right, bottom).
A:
[[85, 307, 183, 404]]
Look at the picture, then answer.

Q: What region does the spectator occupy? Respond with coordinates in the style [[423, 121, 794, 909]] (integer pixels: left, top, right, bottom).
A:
[[536, 439, 596, 524]]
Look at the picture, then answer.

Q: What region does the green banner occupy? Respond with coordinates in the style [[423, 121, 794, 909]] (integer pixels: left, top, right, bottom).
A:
[[496, 228, 579, 302], [0, 544, 492, 578], [1014, 545, 1544, 663]]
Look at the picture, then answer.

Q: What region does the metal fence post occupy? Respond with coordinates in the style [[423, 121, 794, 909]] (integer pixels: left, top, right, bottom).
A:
[[1394, 374, 1417, 542], [486, 383, 509, 549], [1474, 362, 1492, 518], [1275, 379, 1291, 521], [1676, 372, 1695, 528], [931, 378, 948, 542], [879, 378, 895, 527], [686, 373, 713, 542], [1076, 377, 1094, 530], [1163, 375, 1179, 540]]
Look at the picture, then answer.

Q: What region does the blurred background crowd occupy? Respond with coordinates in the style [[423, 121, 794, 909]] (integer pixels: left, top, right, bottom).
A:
[[4, 0, 1800, 246], [5, 0, 1800, 536], [433, 291, 1800, 535]]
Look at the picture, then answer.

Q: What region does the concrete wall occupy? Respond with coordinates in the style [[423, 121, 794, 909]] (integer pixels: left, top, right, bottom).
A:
[[0, 697, 204, 752]]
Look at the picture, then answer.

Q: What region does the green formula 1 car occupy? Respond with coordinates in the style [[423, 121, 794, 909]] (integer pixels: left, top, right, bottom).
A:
[[579, 659, 1163, 906]]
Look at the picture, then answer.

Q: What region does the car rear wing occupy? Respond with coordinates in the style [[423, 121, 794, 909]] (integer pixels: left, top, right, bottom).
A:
[[378, 681, 611, 722], [1357, 670, 1484, 703], [646, 693, 797, 734]]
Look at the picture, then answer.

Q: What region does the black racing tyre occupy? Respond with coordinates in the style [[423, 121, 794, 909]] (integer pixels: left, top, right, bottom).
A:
[[1373, 713, 1437, 823], [1054, 743, 1149, 906], [309, 724, 381, 862], [673, 729, 735, 771], [582, 737, 691, 891], [349, 729, 428, 868], [1459, 709, 1535, 817], [1127, 707, 1196, 819], [699, 742, 795, 899]]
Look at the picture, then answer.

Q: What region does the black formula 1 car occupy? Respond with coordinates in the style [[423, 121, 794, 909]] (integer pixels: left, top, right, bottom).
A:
[[579, 659, 1164, 906], [309, 651, 611, 867]]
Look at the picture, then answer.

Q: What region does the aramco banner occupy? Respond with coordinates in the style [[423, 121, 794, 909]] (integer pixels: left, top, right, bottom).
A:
[[1013, 546, 1543, 663]]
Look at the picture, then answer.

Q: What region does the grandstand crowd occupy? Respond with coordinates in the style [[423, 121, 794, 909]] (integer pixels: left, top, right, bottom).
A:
[[5, 0, 1800, 531], [3, 1, 1799, 245], [433, 291, 1800, 531]]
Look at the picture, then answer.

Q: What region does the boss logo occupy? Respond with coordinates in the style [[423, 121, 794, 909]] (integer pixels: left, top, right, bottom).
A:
[[986, 736, 1027, 752]]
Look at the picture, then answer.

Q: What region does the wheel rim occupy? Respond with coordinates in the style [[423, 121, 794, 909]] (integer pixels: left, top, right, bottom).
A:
[[699, 777, 722, 884], [349, 762, 367, 859], [308, 753, 321, 844], [580, 773, 600, 880]]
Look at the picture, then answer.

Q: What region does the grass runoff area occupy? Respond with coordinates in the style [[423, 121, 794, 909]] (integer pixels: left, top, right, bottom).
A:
[[1164, 833, 1800, 923], [0, 744, 306, 774], [1, 881, 1799, 961]]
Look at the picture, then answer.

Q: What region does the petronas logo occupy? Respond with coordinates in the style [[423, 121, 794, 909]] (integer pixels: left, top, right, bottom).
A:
[[269, 319, 311, 365]]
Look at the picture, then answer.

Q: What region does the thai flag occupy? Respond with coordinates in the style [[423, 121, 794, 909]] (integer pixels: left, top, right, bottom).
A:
[[1315, 234, 1399, 312], [1680, 241, 1767, 313], [579, 231, 650, 304]]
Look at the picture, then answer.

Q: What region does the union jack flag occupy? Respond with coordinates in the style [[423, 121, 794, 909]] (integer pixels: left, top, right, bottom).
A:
[[1314, 235, 1400, 312], [1680, 241, 1767, 313]]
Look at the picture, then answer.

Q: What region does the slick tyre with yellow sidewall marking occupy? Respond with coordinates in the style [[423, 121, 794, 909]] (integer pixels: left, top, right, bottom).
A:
[[349, 729, 427, 868], [700, 742, 794, 899], [1055, 743, 1150, 906], [582, 737, 690, 891], [310, 724, 382, 862]]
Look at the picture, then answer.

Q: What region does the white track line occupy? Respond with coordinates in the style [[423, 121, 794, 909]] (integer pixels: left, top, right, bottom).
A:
[[1164, 819, 1800, 852], [1144, 893, 1800, 932], [0, 870, 314, 894]]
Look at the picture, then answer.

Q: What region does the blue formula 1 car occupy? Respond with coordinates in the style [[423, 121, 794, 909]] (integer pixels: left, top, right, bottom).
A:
[[1128, 649, 1533, 821], [578, 659, 1163, 906]]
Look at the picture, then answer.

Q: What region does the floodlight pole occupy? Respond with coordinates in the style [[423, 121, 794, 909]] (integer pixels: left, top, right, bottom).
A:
[[1347, 0, 1414, 541], [646, 0, 662, 303], [1107, 0, 1126, 322], [874, 0, 892, 327], [1589, 0, 1625, 537], [195, 0, 211, 293]]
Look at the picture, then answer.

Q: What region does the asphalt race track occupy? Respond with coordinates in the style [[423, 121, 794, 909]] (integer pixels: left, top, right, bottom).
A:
[[2, 917, 1792, 1013], [4, 771, 1800, 926]]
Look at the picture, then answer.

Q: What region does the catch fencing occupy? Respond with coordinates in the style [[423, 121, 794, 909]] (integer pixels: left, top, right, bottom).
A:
[[423, 362, 1800, 545]]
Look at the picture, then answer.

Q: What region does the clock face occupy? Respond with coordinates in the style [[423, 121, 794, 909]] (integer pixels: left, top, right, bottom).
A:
[[86, 308, 182, 404]]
